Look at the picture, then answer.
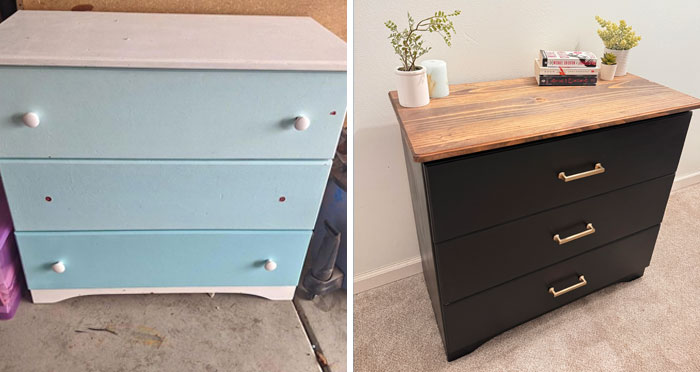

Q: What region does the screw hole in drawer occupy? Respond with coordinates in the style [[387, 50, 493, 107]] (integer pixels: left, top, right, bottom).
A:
[[45, 196, 52, 202], [330, 111, 337, 115], [279, 196, 286, 202]]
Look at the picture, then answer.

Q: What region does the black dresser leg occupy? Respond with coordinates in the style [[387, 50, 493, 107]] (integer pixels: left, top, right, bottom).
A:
[[620, 269, 646, 282], [446, 340, 488, 361]]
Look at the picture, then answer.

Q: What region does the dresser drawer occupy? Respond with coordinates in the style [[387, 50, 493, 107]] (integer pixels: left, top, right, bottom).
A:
[[16, 230, 310, 289], [424, 112, 691, 243], [0, 66, 346, 159], [0, 159, 330, 231], [436, 174, 673, 304], [441, 225, 659, 361]]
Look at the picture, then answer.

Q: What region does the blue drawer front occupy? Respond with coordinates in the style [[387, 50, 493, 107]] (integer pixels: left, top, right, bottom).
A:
[[0, 159, 330, 231], [16, 230, 310, 289], [0, 66, 346, 159]]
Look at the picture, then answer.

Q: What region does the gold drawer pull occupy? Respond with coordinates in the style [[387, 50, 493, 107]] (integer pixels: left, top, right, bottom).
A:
[[558, 163, 605, 182], [549, 275, 587, 297], [553, 223, 595, 245]]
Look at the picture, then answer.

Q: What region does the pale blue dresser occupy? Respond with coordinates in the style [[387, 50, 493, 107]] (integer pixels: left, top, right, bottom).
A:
[[0, 10, 346, 302]]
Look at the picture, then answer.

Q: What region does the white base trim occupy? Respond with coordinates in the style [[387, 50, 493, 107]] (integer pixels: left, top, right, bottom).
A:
[[672, 171, 700, 192], [30, 286, 296, 303], [354, 256, 422, 294]]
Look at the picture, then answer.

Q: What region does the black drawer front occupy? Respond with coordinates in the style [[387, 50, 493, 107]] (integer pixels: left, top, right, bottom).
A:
[[424, 111, 691, 243], [441, 226, 659, 361], [436, 174, 673, 304]]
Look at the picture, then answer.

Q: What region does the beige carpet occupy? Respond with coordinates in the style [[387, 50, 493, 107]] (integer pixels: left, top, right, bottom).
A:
[[354, 184, 700, 372]]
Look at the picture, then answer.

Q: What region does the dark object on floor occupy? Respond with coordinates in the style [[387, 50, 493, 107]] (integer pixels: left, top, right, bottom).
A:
[[298, 220, 344, 300], [0, 0, 17, 22], [86, 327, 119, 336], [315, 349, 329, 367], [298, 128, 347, 300]]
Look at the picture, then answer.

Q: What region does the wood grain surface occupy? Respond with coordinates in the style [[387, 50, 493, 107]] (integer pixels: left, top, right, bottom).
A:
[[18, 0, 347, 40], [390, 74, 700, 162]]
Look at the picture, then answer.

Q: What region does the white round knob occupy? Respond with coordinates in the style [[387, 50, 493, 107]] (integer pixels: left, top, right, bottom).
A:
[[264, 259, 277, 272], [294, 116, 310, 131], [22, 112, 40, 128], [52, 261, 66, 274]]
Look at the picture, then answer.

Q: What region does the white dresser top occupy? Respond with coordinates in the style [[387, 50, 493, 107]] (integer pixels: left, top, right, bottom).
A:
[[0, 10, 346, 71]]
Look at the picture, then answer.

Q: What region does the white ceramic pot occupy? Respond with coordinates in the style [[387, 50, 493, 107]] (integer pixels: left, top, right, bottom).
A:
[[395, 66, 430, 108], [604, 48, 630, 76], [599, 64, 617, 81]]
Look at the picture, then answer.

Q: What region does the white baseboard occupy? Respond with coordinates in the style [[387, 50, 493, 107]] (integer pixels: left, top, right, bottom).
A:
[[354, 173, 700, 295], [353, 256, 422, 294], [672, 171, 700, 192]]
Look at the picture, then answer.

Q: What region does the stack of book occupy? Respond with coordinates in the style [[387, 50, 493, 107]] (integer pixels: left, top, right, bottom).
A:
[[535, 50, 599, 86]]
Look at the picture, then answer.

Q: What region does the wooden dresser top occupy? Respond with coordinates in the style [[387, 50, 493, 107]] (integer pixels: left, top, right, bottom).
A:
[[390, 74, 700, 162], [0, 10, 346, 71]]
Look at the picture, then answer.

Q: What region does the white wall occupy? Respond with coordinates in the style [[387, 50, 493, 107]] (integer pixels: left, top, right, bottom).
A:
[[354, 0, 700, 290]]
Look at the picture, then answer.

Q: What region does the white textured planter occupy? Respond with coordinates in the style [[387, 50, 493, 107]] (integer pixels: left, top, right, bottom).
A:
[[604, 48, 630, 76], [395, 66, 430, 108], [599, 64, 617, 81]]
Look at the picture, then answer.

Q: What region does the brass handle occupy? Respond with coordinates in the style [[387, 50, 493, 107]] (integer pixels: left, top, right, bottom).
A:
[[558, 163, 605, 182], [553, 223, 595, 245], [549, 275, 587, 297]]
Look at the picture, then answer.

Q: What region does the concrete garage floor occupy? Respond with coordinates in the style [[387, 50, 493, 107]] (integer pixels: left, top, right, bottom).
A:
[[295, 290, 347, 372], [0, 289, 346, 372]]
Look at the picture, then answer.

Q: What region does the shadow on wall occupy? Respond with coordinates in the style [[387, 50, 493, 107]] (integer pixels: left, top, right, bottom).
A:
[[354, 124, 421, 277]]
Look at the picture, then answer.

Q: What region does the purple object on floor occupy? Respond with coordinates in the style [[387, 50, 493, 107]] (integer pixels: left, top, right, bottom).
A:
[[0, 178, 16, 288], [0, 179, 12, 245], [0, 177, 20, 320], [0, 234, 17, 289], [0, 282, 20, 320]]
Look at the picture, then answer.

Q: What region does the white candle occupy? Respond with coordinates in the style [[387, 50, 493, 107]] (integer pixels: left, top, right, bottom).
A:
[[422, 59, 449, 98]]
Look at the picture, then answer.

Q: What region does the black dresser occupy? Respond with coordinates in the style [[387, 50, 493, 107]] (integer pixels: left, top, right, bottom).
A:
[[390, 74, 700, 361]]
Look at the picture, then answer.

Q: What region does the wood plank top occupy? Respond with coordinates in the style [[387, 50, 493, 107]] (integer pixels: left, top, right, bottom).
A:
[[0, 10, 346, 71], [390, 74, 700, 162]]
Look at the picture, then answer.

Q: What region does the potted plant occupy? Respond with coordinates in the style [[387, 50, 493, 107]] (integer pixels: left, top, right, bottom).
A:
[[385, 10, 461, 107], [599, 52, 617, 81], [595, 16, 642, 76]]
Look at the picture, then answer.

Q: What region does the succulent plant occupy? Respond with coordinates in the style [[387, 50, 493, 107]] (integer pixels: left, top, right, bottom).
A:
[[595, 16, 642, 50], [385, 10, 461, 72], [601, 52, 617, 65]]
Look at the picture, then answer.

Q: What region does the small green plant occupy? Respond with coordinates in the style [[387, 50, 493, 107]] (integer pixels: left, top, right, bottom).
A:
[[595, 16, 641, 50], [385, 10, 461, 72], [601, 52, 617, 65]]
